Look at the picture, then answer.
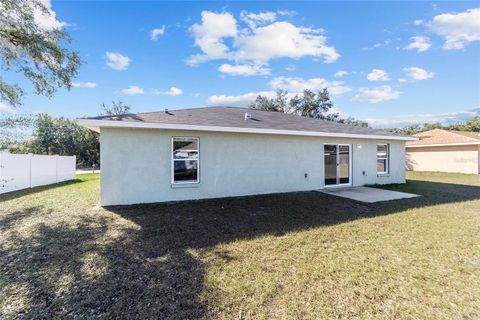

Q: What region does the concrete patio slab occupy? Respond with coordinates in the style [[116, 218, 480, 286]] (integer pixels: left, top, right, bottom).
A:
[[318, 186, 420, 203]]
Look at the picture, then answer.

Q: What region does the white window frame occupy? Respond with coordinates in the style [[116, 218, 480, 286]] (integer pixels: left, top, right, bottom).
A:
[[171, 137, 200, 185], [323, 143, 353, 188], [376, 144, 389, 174]]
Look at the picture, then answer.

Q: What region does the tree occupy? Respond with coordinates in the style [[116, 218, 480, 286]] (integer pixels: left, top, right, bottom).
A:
[[338, 117, 370, 128], [450, 116, 480, 132], [250, 88, 339, 120], [0, 114, 34, 149], [385, 117, 480, 135], [250, 88, 361, 124], [9, 114, 99, 167], [289, 88, 339, 121], [5, 100, 133, 167], [250, 89, 288, 113], [99, 100, 131, 116], [0, 0, 81, 108]]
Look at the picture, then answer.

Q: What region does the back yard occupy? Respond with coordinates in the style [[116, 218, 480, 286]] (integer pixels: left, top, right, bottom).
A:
[[1, 172, 479, 319]]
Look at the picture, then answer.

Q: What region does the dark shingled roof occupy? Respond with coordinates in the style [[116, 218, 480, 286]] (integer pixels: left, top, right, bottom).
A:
[[82, 106, 410, 138]]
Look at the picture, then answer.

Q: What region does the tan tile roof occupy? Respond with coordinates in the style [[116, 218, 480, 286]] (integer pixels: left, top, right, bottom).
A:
[[406, 128, 480, 146]]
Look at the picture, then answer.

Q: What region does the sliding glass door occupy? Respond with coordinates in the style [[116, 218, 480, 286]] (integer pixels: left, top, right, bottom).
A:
[[324, 145, 338, 185], [324, 144, 351, 186]]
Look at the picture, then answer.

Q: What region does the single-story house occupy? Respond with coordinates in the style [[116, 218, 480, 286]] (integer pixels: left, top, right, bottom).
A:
[[406, 128, 480, 174], [77, 107, 416, 206]]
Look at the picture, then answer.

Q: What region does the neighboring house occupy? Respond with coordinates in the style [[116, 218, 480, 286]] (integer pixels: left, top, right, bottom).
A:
[[77, 107, 416, 206], [406, 128, 480, 174]]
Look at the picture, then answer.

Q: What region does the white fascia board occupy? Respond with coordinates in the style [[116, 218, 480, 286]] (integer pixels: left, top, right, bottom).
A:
[[406, 141, 480, 148], [76, 119, 418, 141]]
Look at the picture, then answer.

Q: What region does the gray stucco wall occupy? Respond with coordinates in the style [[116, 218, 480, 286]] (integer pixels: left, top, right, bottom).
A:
[[100, 128, 406, 205]]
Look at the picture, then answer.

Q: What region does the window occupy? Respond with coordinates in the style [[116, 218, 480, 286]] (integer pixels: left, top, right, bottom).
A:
[[172, 137, 199, 184], [377, 144, 389, 174]]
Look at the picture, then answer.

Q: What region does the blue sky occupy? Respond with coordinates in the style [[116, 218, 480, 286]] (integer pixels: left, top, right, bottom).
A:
[[2, 1, 480, 127]]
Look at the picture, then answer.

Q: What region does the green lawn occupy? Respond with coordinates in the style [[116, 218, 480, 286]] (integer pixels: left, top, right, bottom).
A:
[[1, 172, 479, 319]]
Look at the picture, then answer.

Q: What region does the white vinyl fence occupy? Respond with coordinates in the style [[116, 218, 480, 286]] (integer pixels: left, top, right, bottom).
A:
[[0, 153, 76, 194]]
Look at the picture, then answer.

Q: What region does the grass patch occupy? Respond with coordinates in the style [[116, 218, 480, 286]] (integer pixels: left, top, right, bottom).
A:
[[1, 172, 479, 319]]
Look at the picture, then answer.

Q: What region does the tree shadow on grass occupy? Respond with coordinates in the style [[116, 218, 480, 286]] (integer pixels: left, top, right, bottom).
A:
[[109, 179, 480, 251], [0, 206, 48, 230], [1, 179, 479, 318], [0, 215, 207, 319], [0, 179, 85, 203]]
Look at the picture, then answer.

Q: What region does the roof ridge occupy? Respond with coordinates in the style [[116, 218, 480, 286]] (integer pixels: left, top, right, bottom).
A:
[[128, 106, 338, 123], [448, 128, 479, 134], [417, 128, 479, 137], [78, 106, 414, 139], [131, 106, 266, 116], [443, 129, 480, 140], [132, 106, 224, 115], [409, 128, 480, 145]]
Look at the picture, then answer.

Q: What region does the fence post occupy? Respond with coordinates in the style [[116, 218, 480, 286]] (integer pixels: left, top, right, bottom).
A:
[[55, 154, 59, 183], [0, 152, 3, 185], [28, 153, 33, 188]]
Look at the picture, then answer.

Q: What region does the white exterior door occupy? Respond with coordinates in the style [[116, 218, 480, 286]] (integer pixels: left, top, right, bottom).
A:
[[324, 144, 352, 187]]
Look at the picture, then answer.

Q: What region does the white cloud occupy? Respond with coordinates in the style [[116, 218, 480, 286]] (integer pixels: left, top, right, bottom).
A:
[[234, 21, 339, 64], [334, 70, 348, 78], [270, 76, 327, 92], [121, 86, 144, 95], [0, 102, 15, 114], [270, 76, 351, 95], [352, 86, 400, 104], [366, 107, 480, 128], [33, 0, 68, 30], [367, 69, 390, 81], [1, 0, 68, 31], [105, 52, 131, 71], [413, 19, 424, 26], [398, 78, 407, 83], [1, 0, 68, 32], [207, 76, 351, 107], [72, 82, 97, 89], [362, 39, 391, 51], [153, 87, 183, 96], [276, 10, 297, 17], [188, 11, 339, 66], [373, 40, 391, 48], [151, 26, 165, 40], [328, 84, 353, 95], [240, 11, 277, 29], [207, 91, 274, 107], [429, 8, 480, 50], [285, 64, 296, 72], [218, 63, 270, 76], [404, 36, 432, 52], [403, 67, 434, 80], [164, 87, 183, 96], [188, 11, 238, 65]]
